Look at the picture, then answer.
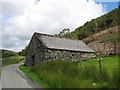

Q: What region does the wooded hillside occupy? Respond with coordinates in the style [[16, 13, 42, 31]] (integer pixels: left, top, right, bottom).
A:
[[56, 8, 120, 40], [70, 8, 120, 40], [54, 8, 120, 56], [82, 26, 120, 55]]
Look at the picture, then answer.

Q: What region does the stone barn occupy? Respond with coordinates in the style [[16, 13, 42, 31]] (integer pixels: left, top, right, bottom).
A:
[[25, 32, 96, 66]]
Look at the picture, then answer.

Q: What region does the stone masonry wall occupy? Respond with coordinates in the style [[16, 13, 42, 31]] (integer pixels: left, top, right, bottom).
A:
[[25, 35, 46, 66], [43, 49, 95, 62]]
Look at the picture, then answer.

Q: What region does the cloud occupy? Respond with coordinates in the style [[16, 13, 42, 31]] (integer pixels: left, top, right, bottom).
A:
[[1, 0, 106, 51]]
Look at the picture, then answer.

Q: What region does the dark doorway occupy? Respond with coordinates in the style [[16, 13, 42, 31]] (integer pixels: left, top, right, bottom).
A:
[[31, 55, 35, 66]]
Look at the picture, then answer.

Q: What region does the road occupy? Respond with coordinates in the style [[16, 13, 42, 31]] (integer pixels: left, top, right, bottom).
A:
[[2, 64, 32, 88]]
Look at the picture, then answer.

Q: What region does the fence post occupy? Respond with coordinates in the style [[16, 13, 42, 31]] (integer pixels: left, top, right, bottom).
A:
[[97, 57, 102, 72]]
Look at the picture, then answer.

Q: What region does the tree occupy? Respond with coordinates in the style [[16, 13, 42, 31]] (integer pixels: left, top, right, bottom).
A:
[[57, 28, 70, 38]]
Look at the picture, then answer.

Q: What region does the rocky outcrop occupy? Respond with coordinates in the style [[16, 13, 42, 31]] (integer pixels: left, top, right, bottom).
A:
[[87, 41, 120, 56], [82, 26, 120, 56]]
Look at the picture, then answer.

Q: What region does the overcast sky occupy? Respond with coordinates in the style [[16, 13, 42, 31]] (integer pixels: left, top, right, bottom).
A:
[[0, 0, 118, 51]]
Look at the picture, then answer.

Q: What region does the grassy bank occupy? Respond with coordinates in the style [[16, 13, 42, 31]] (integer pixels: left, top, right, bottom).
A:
[[19, 64, 49, 88], [19, 56, 119, 88], [2, 55, 23, 67]]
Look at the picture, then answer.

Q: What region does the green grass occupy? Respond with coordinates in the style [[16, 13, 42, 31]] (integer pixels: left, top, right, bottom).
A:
[[19, 64, 49, 88], [83, 56, 118, 75], [19, 56, 119, 88], [2, 55, 23, 67]]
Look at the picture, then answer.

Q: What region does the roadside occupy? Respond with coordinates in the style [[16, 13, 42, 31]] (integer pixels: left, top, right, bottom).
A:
[[17, 64, 42, 88], [2, 55, 23, 67], [19, 64, 48, 88]]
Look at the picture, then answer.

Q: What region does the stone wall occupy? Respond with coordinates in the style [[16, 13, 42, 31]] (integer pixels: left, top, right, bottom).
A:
[[44, 49, 95, 62], [25, 34, 46, 66]]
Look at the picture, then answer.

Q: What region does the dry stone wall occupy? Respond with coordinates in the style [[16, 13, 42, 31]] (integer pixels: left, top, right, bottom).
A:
[[25, 35, 46, 66], [44, 49, 95, 62]]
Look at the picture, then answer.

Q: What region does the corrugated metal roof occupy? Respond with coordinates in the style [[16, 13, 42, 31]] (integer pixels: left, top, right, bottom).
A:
[[35, 33, 95, 53]]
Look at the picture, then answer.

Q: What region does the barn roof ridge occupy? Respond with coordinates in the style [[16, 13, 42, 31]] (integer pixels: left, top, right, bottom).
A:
[[34, 32, 52, 37], [34, 32, 81, 41]]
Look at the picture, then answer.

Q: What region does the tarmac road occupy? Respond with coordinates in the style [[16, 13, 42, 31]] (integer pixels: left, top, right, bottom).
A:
[[2, 64, 32, 88]]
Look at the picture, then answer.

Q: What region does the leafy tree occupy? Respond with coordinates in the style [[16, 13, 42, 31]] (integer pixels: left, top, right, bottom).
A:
[[54, 28, 70, 38]]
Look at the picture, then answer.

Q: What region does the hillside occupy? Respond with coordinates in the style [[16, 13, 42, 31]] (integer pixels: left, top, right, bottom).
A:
[[0, 49, 24, 66], [69, 8, 120, 40], [54, 8, 120, 56], [56, 8, 120, 40], [0, 49, 17, 58], [82, 26, 120, 56], [82, 26, 119, 44]]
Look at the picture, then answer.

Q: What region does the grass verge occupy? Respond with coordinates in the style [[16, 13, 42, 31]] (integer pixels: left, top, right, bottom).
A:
[[19, 64, 49, 88], [19, 56, 119, 88]]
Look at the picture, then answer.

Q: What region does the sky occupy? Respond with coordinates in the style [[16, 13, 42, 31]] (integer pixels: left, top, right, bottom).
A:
[[0, 0, 119, 51], [96, 2, 118, 13]]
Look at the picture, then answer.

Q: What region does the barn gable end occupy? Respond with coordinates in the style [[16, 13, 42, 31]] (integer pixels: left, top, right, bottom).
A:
[[25, 33, 46, 66]]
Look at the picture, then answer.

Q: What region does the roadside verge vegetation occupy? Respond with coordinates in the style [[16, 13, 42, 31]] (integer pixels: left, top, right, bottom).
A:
[[19, 56, 119, 88], [1, 49, 25, 67], [2, 55, 23, 67]]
